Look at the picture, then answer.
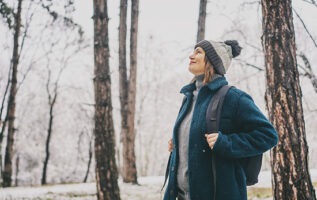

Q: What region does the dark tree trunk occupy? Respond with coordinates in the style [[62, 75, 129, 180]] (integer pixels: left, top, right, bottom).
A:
[[261, 0, 317, 199], [119, 0, 139, 183], [83, 138, 93, 183], [196, 0, 207, 43], [3, 0, 22, 188], [93, 0, 121, 199], [41, 89, 57, 185], [0, 66, 12, 184]]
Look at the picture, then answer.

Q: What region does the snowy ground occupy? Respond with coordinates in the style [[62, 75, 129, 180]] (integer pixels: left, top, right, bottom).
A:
[[0, 176, 164, 200], [1, 170, 317, 200]]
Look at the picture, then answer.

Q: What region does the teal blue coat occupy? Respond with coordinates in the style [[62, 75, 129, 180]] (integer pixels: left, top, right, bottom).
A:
[[163, 77, 278, 200]]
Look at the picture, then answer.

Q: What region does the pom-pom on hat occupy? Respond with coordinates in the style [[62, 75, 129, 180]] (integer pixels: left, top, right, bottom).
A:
[[194, 40, 242, 75]]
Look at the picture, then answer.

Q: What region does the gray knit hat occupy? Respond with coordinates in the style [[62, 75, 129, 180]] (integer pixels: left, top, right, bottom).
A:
[[194, 40, 242, 75]]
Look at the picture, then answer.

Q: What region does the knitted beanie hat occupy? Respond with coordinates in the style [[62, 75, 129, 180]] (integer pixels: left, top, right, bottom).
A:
[[194, 40, 242, 75]]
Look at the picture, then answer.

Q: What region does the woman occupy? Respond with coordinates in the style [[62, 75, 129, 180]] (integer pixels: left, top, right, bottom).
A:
[[163, 39, 278, 200]]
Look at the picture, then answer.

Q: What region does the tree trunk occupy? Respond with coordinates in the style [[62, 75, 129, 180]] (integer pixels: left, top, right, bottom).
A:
[[14, 155, 19, 186], [93, 0, 121, 199], [83, 138, 93, 183], [261, 0, 317, 199], [41, 90, 57, 185], [196, 0, 207, 43], [118, 0, 129, 177], [122, 0, 139, 184], [119, 0, 139, 183], [0, 66, 12, 184], [3, 0, 22, 187]]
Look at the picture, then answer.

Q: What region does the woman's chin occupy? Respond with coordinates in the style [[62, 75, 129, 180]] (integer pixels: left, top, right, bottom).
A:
[[188, 66, 195, 75]]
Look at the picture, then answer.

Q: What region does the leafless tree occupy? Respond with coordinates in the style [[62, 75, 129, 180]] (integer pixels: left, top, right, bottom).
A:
[[2, 0, 23, 187], [261, 0, 316, 199], [118, 0, 139, 183], [93, 0, 121, 199], [197, 0, 207, 42], [0, 0, 83, 187], [41, 30, 86, 185]]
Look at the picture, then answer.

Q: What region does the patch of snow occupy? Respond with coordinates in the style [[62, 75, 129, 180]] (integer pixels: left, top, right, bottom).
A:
[[0, 172, 316, 200]]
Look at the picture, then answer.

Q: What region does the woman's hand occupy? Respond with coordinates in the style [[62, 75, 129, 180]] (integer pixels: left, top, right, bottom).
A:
[[205, 133, 219, 149], [168, 138, 173, 152]]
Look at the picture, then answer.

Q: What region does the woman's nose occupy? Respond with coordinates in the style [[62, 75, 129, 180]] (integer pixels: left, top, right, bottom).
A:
[[189, 53, 194, 59]]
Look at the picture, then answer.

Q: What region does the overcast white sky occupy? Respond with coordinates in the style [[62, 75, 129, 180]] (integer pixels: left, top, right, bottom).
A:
[[73, 0, 317, 43]]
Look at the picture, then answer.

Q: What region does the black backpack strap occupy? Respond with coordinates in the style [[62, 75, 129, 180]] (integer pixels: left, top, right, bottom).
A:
[[206, 85, 232, 200], [161, 152, 172, 191], [206, 85, 232, 133]]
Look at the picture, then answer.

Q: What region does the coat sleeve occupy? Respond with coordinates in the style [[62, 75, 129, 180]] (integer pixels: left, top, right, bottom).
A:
[[212, 93, 278, 159]]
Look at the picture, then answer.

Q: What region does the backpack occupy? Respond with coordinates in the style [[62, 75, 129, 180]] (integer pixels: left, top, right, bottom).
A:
[[206, 85, 262, 186]]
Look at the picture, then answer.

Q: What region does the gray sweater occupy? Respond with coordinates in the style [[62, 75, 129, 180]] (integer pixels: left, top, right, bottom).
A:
[[177, 74, 204, 200]]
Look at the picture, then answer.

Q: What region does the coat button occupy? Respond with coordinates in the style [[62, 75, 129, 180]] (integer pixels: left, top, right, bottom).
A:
[[202, 149, 206, 152], [172, 166, 175, 171]]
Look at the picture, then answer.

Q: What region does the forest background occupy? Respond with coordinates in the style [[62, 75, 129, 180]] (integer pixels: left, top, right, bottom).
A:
[[0, 0, 317, 191]]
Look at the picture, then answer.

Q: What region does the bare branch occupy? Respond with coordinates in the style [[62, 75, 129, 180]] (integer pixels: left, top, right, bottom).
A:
[[240, 1, 261, 7], [298, 52, 317, 93], [0, 0, 15, 29], [302, 0, 317, 7], [39, 1, 84, 37], [293, 8, 317, 48], [235, 58, 264, 71], [0, 65, 12, 124], [222, 29, 263, 52], [19, 1, 35, 57]]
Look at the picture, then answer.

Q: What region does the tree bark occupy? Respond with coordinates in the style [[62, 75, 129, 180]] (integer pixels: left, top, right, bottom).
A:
[[118, 0, 128, 126], [196, 0, 207, 43], [14, 155, 19, 186], [3, 0, 22, 187], [93, 0, 121, 199], [261, 0, 317, 199], [124, 0, 139, 184], [118, 0, 129, 176], [119, 0, 139, 183]]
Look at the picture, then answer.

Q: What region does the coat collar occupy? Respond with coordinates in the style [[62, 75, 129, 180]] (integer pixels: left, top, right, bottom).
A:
[[180, 76, 228, 95]]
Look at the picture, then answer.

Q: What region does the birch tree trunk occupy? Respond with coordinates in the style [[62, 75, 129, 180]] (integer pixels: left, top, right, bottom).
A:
[[261, 0, 317, 199], [3, 0, 22, 187], [197, 0, 207, 43], [93, 0, 121, 199]]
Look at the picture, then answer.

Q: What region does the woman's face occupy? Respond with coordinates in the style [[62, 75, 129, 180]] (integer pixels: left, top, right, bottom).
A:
[[188, 47, 206, 76]]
